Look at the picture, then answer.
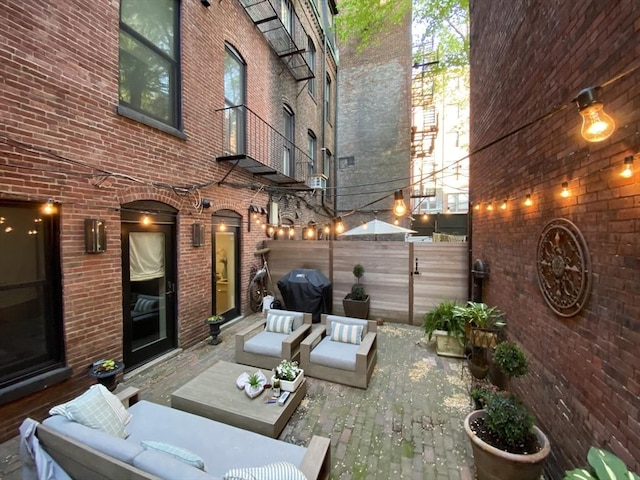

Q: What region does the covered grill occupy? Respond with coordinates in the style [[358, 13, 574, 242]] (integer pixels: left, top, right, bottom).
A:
[[277, 269, 332, 323]]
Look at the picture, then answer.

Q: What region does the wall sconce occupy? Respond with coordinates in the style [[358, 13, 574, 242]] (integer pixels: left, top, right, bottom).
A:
[[574, 86, 615, 142], [561, 182, 570, 198], [192, 223, 204, 247], [621, 156, 633, 178], [42, 198, 56, 215], [84, 219, 106, 253], [524, 194, 533, 206], [141, 214, 152, 226], [393, 190, 407, 216]]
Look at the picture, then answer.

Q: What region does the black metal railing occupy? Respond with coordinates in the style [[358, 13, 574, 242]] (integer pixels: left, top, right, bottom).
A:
[[217, 105, 314, 186]]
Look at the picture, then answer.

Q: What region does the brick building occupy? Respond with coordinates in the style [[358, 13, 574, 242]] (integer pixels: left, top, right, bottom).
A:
[[469, 1, 639, 475], [0, 0, 337, 442], [336, 12, 413, 230]]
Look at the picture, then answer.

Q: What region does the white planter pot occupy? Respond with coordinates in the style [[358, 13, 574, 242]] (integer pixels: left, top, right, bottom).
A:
[[272, 369, 304, 392], [433, 330, 465, 358]]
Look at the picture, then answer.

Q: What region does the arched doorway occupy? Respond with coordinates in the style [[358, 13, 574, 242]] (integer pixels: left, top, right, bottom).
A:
[[212, 210, 241, 320], [121, 201, 177, 369]]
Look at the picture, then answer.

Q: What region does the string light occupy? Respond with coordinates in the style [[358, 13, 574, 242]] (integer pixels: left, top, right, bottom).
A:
[[393, 218, 400, 225], [621, 156, 633, 178], [500, 200, 507, 210], [574, 86, 616, 143], [323, 224, 331, 235], [487, 203, 493, 211], [524, 194, 533, 206], [261, 223, 266, 231], [288, 227, 295, 238], [393, 190, 407, 216], [267, 225, 274, 235], [474, 204, 480, 211], [335, 217, 344, 234], [561, 182, 570, 198], [362, 221, 368, 230], [422, 213, 429, 221]]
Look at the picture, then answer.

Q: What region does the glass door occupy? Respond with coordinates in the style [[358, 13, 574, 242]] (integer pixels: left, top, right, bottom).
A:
[[213, 210, 241, 320]]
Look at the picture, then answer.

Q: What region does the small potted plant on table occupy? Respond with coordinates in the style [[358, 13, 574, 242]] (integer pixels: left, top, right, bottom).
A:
[[205, 314, 225, 345], [88, 359, 124, 392], [272, 359, 304, 392]]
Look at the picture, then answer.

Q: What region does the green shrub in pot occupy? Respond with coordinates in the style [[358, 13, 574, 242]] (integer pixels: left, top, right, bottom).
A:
[[422, 300, 464, 341]]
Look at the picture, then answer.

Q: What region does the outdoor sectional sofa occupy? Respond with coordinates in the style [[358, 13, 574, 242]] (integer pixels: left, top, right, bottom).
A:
[[24, 387, 331, 480]]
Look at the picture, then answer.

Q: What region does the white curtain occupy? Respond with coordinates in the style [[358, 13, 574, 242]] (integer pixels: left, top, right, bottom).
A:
[[130, 232, 164, 281]]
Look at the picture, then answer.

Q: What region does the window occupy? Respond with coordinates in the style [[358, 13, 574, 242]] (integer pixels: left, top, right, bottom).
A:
[[224, 45, 246, 155], [325, 75, 332, 123], [0, 201, 63, 391], [324, 148, 332, 178], [279, 0, 293, 33], [307, 38, 316, 96], [119, 0, 180, 129], [446, 193, 469, 213], [283, 105, 295, 177], [307, 130, 317, 177]]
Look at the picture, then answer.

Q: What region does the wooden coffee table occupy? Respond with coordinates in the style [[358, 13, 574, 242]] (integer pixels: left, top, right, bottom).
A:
[[170, 360, 307, 438]]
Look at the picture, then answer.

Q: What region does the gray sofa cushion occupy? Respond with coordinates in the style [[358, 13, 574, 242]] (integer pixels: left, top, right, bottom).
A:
[[42, 415, 144, 464], [127, 401, 307, 477], [309, 336, 359, 371], [269, 309, 305, 332], [325, 315, 368, 338], [243, 331, 284, 357], [133, 449, 217, 480]]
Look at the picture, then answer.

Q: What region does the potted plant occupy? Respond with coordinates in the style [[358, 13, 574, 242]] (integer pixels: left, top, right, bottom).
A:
[[205, 314, 225, 345], [342, 264, 370, 319], [464, 346, 551, 480], [244, 372, 266, 399], [88, 359, 124, 392], [469, 382, 499, 410], [491, 340, 528, 390], [422, 300, 465, 358], [563, 447, 639, 479], [272, 359, 304, 392]]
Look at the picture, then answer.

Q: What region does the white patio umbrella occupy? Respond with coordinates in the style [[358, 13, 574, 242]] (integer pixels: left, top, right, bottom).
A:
[[340, 218, 417, 237]]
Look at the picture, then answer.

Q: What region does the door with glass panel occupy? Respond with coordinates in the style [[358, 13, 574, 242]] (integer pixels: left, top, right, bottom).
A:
[[121, 202, 176, 369], [212, 210, 241, 320]]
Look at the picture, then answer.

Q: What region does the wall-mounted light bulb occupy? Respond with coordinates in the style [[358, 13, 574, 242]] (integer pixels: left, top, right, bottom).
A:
[[524, 194, 533, 207], [500, 200, 507, 210], [141, 214, 151, 226], [575, 86, 615, 142], [392, 190, 407, 216], [486, 203, 493, 211], [621, 156, 633, 178], [422, 213, 429, 221], [561, 182, 570, 198], [42, 198, 55, 215], [219, 221, 227, 231]]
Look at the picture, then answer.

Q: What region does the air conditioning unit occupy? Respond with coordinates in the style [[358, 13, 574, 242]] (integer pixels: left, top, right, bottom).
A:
[[307, 174, 327, 190]]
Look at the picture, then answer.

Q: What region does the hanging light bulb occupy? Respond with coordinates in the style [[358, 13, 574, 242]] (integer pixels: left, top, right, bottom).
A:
[[278, 226, 284, 236], [335, 217, 344, 234], [392, 190, 407, 216], [42, 198, 55, 215], [561, 182, 570, 198], [362, 221, 368, 230], [422, 213, 428, 221], [141, 214, 151, 226], [574, 86, 616, 142], [524, 194, 533, 207], [260, 223, 266, 230], [323, 224, 331, 235], [267, 225, 274, 235], [393, 217, 399, 225], [500, 200, 507, 210], [621, 156, 633, 178], [486, 203, 493, 211], [306, 227, 315, 239], [288, 227, 295, 238], [474, 203, 480, 211]]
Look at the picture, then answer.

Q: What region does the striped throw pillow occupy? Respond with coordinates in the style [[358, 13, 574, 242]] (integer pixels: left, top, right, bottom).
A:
[[141, 441, 206, 470], [223, 461, 306, 480], [331, 322, 364, 345], [265, 314, 295, 334]]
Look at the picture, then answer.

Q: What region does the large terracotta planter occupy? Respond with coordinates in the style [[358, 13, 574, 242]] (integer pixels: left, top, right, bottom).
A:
[[464, 410, 550, 480]]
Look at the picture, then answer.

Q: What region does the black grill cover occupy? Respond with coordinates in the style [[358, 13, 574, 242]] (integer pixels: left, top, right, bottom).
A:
[[277, 269, 332, 323]]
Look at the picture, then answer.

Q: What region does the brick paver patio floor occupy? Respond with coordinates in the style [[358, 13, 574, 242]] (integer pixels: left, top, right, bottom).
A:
[[0, 313, 476, 479]]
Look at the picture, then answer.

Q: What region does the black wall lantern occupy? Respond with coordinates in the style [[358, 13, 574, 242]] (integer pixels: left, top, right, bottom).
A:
[[192, 223, 205, 247], [84, 219, 106, 253]]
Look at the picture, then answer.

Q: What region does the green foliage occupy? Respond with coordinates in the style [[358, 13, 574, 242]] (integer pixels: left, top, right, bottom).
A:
[[422, 300, 464, 340], [469, 383, 499, 409], [484, 393, 534, 450], [453, 301, 504, 328], [563, 447, 640, 480], [275, 360, 301, 382], [206, 314, 224, 323], [351, 283, 367, 301], [353, 264, 365, 281], [493, 341, 528, 378], [247, 373, 262, 388]]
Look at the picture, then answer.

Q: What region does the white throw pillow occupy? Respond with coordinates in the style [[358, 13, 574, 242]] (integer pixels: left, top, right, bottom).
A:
[[223, 461, 307, 480], [141, 440, 206, 471], [53, 384, 128, 438], [265, 314, 295, 334], [50, 384, 132, 426], [330, 322, 364, 345]]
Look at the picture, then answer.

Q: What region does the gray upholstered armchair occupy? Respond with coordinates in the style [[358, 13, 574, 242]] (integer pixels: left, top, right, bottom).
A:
[[235, 309, 312, 371], [300, 314, 377, 389]]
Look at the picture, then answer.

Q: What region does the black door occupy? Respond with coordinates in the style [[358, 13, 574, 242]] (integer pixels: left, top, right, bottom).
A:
[[121, 215, 176, 369]]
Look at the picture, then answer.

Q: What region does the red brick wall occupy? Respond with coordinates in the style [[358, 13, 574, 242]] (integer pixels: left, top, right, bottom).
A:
[[0, 0, 328, 442], [469, 0, 640, 475]]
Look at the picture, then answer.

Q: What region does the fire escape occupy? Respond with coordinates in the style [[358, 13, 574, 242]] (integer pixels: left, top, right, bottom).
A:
[[411, 39, 439, 202]]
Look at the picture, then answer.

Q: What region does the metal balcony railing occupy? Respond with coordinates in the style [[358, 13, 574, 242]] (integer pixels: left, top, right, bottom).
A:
[[238, 0, 313, 81], [216, 105, 314, 189]]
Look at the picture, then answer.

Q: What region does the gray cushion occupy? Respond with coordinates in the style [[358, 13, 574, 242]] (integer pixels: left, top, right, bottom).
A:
[[42, 415, 144, 464], [243, 331, 285, 357], [133, 450, 216, 480], [127, 401, 306, 477], [309, 336, 359, 371], [268, 309, 305, 332], [326, 315, 368, 338]]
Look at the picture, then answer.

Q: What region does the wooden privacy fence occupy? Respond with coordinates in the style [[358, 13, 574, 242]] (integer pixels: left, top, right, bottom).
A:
[[265, 240, 469, 325]]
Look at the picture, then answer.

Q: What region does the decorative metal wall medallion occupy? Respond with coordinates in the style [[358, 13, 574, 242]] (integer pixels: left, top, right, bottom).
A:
[[536, 218, 592, 317]]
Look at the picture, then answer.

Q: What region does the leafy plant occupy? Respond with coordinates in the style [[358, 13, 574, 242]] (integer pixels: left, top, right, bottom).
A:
[[274, 359, 301, 382], [422, 300, 464, 340], [563, 447, 640, 480], [206, 314, 224, 323], [493, 341, 528, 378], [469, 383, 500, 409], [453, 301, 505, 329], [484, 393, 534, 450], [93, 359, 118, 373], [247, 373, 262, 388], [350, 264, 368, 301]]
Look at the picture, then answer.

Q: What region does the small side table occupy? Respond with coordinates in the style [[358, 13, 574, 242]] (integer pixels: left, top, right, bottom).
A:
[[88, 360, 125, 391]]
